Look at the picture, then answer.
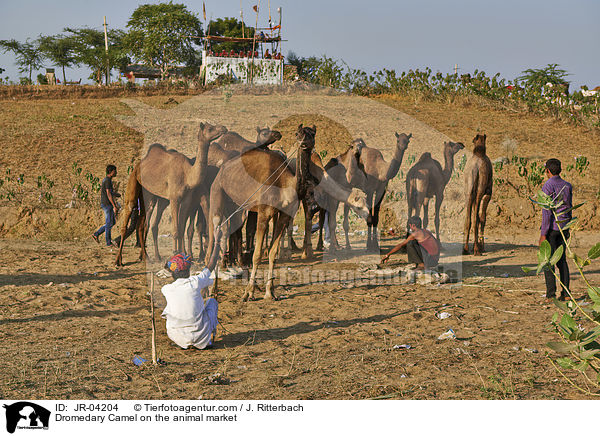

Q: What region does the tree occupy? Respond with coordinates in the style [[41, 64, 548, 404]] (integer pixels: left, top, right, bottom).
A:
[[65, 27, 128, 85], [38, 34, 78, 83], [0, 39, 44, 83], [207, 17, 254, 53], [518, 64, 570, 89], [124, 2, 203, 80]]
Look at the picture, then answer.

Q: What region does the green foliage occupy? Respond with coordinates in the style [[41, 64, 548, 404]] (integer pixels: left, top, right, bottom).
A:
[[524, 191, 600, 395], [517, 64, 570, 89], [207, 17, 254, 53], [0, 38, 44, 82], [36, 73, 48, 85], [36, 173, 55, 205], [70, 162, 100, 204], [287, 56, 597, 129], [37, 34, 78, 83], [65, 27, 128, 85], [0, 168, 26, 202], [125, 2, 203, 80]]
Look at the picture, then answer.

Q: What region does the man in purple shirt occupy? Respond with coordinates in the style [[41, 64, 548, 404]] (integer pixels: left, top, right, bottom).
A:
[[539, 158, 572, 301]]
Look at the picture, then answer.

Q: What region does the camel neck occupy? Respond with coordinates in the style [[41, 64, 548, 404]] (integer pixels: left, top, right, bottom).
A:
[[295, 147, 312, 199], [191, 137, 210, 184], [442, 150, 455, 184], [385, 145, 407, 181]]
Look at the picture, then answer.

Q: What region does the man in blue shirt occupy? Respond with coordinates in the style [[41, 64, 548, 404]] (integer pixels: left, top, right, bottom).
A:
[[539, 158, 572, 301]]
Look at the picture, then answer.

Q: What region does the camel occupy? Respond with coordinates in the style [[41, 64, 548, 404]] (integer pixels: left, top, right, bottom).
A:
[[463, 134, 493, 256], [212, 126, 282, 155], [206, 124, 369, 301], [406, 140, 465, 240], [353, 132, 412, 251], [115, 122, 227, 266], [311, 139, 368, 252]]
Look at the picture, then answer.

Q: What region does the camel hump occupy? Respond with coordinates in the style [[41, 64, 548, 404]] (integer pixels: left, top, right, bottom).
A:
[[419, 152, 432, 162]]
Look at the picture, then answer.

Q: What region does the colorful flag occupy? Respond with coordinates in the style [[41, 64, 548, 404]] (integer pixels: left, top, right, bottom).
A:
[[253, 5, 258, 12]]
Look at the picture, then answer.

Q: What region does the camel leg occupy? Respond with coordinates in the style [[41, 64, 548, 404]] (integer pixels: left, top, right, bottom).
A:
[[366, 192, 374, 250], [371, 190, 385, 252], [463, 193, 475, 255], [243, 211, 269, 302], [328, 202, 340, 253], [301, 198, 313, 259], [196, 194, 209, 261], [478, 194, 491, 253], [246, 211, 257, 252], [151, 199, 167, 262], [316, 208, 325, 251], [115, 201, 136, 266], [422, 197, 430, 231], [472, 195, 483, 256], [343, 204, 352, 250], [136, 209, 148, 261], [434, 194, 443, 242], [265, 213, 290, 300]]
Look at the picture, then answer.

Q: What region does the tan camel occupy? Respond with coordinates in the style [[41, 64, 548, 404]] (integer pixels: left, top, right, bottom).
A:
[[406, 141, 465, 240], [313, 138, 368, 252], [463, 134, 493, 256], [115, 122, 227, 266], [212, 126, 282, 154], [352, 132, 412, 251], [206, 124, 369, 301], [182, 142, 239, 260]]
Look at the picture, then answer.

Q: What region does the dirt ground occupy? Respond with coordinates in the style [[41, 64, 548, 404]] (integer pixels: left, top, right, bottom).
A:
[[0, 88, 599, 400]]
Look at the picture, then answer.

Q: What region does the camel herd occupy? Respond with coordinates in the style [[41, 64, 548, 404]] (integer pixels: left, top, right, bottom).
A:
[[115, 121, 492, 300]]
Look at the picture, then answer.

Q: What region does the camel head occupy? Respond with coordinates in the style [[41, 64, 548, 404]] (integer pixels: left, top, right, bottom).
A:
[[473, 133, 486, 148], [444, 141, 465, 157], [198, 122, 228, 143], [394, 132, 412, 151], [347, 188, 369, 219], [296, 124, 317, 151], [256, 126, 282, 147], [351, 138, 366, 158]]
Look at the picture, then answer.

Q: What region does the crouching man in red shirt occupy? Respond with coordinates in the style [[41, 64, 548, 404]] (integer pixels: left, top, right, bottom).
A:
[[381, 216, 441, 270]]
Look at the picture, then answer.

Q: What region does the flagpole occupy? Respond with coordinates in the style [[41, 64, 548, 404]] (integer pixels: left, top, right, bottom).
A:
[[241, 0, 245, 38], [250, 0, 260, 85]]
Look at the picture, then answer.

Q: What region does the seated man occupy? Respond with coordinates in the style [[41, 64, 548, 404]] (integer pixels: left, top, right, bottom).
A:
[[381, 216, 440, 269], [160, 230, 222, 350]]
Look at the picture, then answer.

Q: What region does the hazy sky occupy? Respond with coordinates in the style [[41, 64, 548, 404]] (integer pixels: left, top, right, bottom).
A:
[[1, 0, 598, 88]]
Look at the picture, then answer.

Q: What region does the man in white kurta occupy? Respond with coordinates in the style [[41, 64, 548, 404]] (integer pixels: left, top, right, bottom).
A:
[[160, 229, 221, 350], [161, 267, 218, 349]]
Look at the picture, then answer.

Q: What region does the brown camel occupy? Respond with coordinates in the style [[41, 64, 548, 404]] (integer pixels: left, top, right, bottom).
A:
[[115, 122, 226, 266], [406, 141, 465, 240], [206, 124, 369, 301], [463, 134, 493, 256], [212, 126, 282, 154], [353, 132, 412, 251]]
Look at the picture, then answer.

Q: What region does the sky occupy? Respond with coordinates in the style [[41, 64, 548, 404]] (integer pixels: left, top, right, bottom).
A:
[[0, 0, 598, 88]]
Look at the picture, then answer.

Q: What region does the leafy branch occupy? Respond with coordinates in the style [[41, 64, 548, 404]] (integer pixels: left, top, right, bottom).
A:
[[523, 190, 600, 395]]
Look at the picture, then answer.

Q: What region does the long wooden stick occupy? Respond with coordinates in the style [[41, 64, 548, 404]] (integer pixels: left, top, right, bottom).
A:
[[150, 273, 158, 365]]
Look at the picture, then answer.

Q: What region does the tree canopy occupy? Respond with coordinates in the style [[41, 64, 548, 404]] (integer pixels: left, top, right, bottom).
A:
[[207, 17, 255, 53], [124, 2, 203, 80], [0, 38, 44, 82], [38, 34, 78, 83], [518, 64, 570, 89], [64, 27, 128, 84]]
